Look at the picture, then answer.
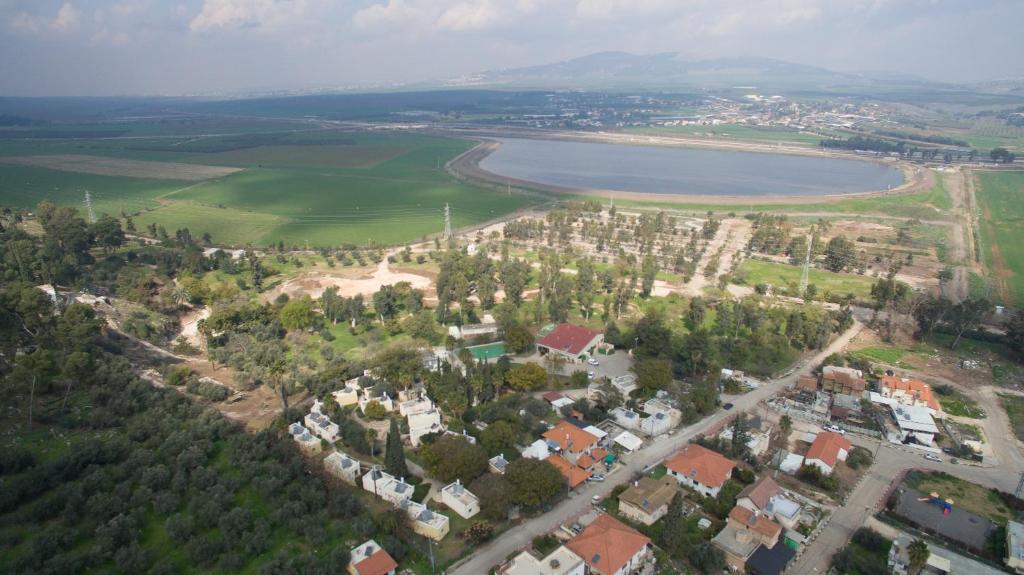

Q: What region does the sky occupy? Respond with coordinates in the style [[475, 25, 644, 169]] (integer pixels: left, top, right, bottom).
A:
[[0, 0, 1022, 96]]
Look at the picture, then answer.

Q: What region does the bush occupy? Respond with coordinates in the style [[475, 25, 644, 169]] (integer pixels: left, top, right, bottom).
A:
[[186, 378, 231, 402]]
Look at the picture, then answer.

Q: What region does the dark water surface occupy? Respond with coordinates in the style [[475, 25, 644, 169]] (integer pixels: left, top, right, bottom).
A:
[[478, 137, 904, 196]]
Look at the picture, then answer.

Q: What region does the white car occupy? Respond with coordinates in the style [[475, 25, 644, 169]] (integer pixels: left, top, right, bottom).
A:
[[824, 425, 846, 435], [588, 371, 596, 379], [924, 454, 942, 462], [587, 358, 600, 366]]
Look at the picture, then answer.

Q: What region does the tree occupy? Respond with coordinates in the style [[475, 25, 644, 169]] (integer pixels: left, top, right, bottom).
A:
[[480, 420, 518, 456], [505, 458, 564, 509], [506, 362, 548, 391], [824, 235, 855, 272], [373, 285, 399, 323], [991, 147, 1017, 163], [659, 491, 687, 557], [279, 297, 316, 331], [780, 415, 792, 436], [948, 298, 992, 349], [463, 521, 495, 545], [91, 215, 124, 253], [576, 258, 596, 318], [692, 542, 725, 574], [421, 435, 488, 484], [907, 539, 930, 574], [632, 358, 672, 392], [641, 255, 657, 297], [385, 418, 408, 478], [505, 323, 534, 354], [363, 401, 387, 420], [402, 310, 441, 343], [320, 287, 344, 325], [470, 474, 513, 521]]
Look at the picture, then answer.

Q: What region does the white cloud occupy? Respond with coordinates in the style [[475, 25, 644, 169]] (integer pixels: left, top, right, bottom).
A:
[[436, 1, 499, 31], [189, 0, 308, 32], [351, 0, 424, 31], [10, 12, 45, 33], [52, 2, 81, 32]]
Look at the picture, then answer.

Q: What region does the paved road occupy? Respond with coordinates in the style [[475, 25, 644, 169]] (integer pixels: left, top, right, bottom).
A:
[[449, 321, 865, 575]]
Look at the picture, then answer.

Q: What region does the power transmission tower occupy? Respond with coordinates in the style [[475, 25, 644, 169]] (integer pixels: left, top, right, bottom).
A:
[[443, 203, 453, 241], [83, 190, 97, 224], [798, 233, 812, 295]]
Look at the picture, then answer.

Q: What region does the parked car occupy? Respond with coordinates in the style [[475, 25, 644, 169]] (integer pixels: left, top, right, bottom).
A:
[[924, 454, 942, 462], [591, 495, 602, 504], [588, 371, 596, 379], [589, 474, 605, 482], [942, 447, 954, 454], [723, 403, 734, 410], [824, 424, 846, 435], [587, 358, 600, 366]]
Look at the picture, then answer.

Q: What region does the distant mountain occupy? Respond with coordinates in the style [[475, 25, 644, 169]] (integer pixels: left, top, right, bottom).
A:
[[446, 51, 940, 93]]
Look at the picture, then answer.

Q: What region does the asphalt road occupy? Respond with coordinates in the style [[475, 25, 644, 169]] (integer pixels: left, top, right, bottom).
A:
[[448, 321, 865, 575]]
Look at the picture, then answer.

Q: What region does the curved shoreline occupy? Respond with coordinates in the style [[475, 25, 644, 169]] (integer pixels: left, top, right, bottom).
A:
[[446, 132, 928, 205]]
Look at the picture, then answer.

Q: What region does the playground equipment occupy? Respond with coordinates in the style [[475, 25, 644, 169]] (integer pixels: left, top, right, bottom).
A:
[[917, 492, 955, 516]]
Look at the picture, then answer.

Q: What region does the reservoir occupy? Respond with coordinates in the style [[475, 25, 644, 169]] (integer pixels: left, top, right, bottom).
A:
[[478, 137, 904, 197]]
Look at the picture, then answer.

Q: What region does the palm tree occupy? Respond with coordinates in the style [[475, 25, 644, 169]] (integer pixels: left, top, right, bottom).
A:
[[780, 415, 793, 435], [907, 538, 930, 574]]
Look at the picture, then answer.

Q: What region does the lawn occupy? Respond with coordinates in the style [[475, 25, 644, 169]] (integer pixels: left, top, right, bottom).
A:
[[974, 170, 1024, 306], [934, 385, 985, 419], [999, 394, 1024, 442], [735, 259, 878, 300], [848, 346, 916, 369], [904, 470, 1013, 524]]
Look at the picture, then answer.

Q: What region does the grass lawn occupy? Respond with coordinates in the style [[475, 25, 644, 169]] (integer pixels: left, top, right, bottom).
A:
[[735, 259, 878, 300], [849, 346, 916, 369], [974, 170, 1024, 306], [934, 385, 986, 418], [1000, 394, 1024, 442], [905, 470, 1013, 524]]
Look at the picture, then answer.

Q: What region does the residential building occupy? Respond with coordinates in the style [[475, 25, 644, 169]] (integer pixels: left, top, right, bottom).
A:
[[639, 411, 673, 437], [546, 454, 591, 488], [764, 495, 802, 530], [361, 467, 413, 506], [401, 500, 450, 541], [324, 450, 361, 484], [803, 431, 851, 475], [500, 545, 585, 575], [407, 409, 444, 447], [618, 476, 679, 526], [1009, 520, 1024, 573], [889, 535, 952, 575], [642, 399, 681, 425], [737, 476, 783, 514], [821, 366, 867, 396], [610, 407, 641, 430], [523, 438, 551, 460], [456, 319, 500, 340], [665, 444, 735, 498], [565, 513, 652, 575], [543, 421, 600, 462], [891, 404, 940, 445], [613, 431, 643, 453], [333, 380, 361, 407], [304, 410, 340, 443], [359, 392, 395, 414], [713, 505, 785, 573], [348, 539, 398, 575], [537, 323, 604, 362], [399, 396, 435, 417], [880, 375, 941, 414], [440, 479, 480, 519], [611, 374, 638, 398], [583, 425, 609, 446], [489, 453, 509, 474], [288, 422, 322, 453], [795, 375, 818, 393]]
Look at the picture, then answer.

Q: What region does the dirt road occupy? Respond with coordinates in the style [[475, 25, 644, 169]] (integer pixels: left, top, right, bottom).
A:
[[263, 254, 433, 301], [944, 168, 975, 301]]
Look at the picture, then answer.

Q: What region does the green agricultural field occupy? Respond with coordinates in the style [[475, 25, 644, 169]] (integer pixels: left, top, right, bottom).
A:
[[626, 124, 838, 147], [736, 259, 878, 299], [974, 170, 1024, 306]]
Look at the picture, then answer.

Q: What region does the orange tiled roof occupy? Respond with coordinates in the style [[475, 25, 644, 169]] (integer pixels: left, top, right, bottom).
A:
[[354, 549, 398, 575], [547, 454, 591, 488], [805, 431, 852, 468], [576, 453, 596, 469], [882, 376, 940, 411], [729, 505, 782, 540], [664, 444, 735, 489], [738, 476, 783, 510], [543, 421, 599, 454], [566, 513, 651, 575], [592, 447, 608, 461]]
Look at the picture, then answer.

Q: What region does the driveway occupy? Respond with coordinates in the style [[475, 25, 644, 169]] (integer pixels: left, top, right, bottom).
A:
[[448, 321, 864, 575]]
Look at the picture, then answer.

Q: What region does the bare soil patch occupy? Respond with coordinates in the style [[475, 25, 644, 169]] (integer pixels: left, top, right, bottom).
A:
[[263, 259, 433, 301], [0, 154, 242, 181]]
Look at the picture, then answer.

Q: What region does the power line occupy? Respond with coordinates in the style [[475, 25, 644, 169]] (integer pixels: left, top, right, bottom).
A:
[[443, 203, 453, 241], [83, 190, 96, 224]]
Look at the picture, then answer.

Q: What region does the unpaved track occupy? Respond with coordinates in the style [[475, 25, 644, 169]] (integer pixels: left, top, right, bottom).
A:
[[944, 168, 974, 301], [0, 154, 242, 181], [685, 218, 751, 294]]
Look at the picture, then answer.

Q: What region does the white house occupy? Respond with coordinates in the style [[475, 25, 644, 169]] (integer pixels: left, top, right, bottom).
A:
[[665, 444, 735, 498], [288, 422, 322, 453], [501, 545, 585, 575], [611, 374, 638, 398], [440, 479, 480, 519], [399, 396, 435, 417], [361, 467, 413, 506], [359, 393, 395, 415], [891, 404, 940, 445], [408, 409, 444, 447], [610, 407, 641, 430], [324, 450, 361, 484], [305, 410, 340, 443], [613, 431, 644, 453], [522, 439, 550, 460], [333, 379, 361, 407], [401, 500, 450, 541], [348, 539, 398, 575], [489, 453, 509, 474]]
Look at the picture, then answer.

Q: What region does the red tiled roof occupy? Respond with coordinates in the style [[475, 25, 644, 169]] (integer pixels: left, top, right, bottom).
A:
[[796, 375, 818, 392], [576, 454, 596, 469], [881, 376, 940, 411], [542, 391, 565, 402], [543, 421, 599, 454], [665, 444, 735, 489], [805, 431, 852, 468], [354, 549, 398, 575], [547, 454, 591, 488], [538, 323, 603, 356], [592, 447, 608, 461], [738, 476, 783, 510], [566, 513, 651, 575], [729, 505, 782, 540]]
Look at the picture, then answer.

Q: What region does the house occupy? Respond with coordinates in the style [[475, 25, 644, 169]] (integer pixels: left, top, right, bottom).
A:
[[304, 410, 340, 443], [795, 375, 818, 393], [441, 479, 480, 519], [880, 375, 941, 414], [324, 450, 361, 484], [288, 422, 322, 453], [889, 535, 952, 575], [423, 346, 466, 376], [537, 323, 604, 362], [546, 454, 591, 488], [361, 467, 413, 506], [489, 453, 509, 474], [583, 425, 609, 446], [737, 476, 783, 514], [401, 500, 450, 541], [408, 409, 444, 447], [333, 380, 361, 407], [610, 407, 641, 430], [821, 366, 867, 396], [712, 505, 784, 573], [803, 431, 852, 475], [613, 431, 643, 453], [565, 513, 652, 575], [359, 393, 395, 414], [523, 438, 551, 460], [891, 404, 940, 445], [543, 421, 600, 461], [500, 545, 585, 575], [764, 495, 802, 530], [457, 319, 500, 340], [1009, 520, 1024, 573], [542, 392, 576, 412], [611, 375, 638, 398], [399, 396, 435, 417], [665, 444, 735, 498], [639, 411, 673, 437], [643, 398, 680, 423], [348, 539, 398, 575], [617, 476, 679, 526]]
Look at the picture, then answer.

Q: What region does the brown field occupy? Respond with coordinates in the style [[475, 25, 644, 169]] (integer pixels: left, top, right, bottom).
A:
[[0, 154, 242, 181], [195, 144, 409, 169]]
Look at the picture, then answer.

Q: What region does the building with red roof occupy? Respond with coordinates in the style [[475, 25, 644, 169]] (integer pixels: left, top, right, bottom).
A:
[[349, 539, 398, 575], [803, 431, 852, 475], [880, 375, 941, 413], [665, 444, 735, 498], [565, 513, 652, 575], [537, 323, 604, 362], [543, 420, 600, 458], [546, 454, 591, 488]]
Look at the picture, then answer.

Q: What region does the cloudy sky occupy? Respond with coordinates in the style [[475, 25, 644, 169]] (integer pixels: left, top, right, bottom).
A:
[[1, 0, 1021, 96]]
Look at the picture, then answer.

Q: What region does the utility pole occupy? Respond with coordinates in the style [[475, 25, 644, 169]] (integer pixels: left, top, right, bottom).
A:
[[83, 190, 96, 224], [443, 203, 453, 241]]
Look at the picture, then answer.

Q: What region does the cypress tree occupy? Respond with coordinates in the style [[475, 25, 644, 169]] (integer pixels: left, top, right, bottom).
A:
[[385, 418, 408, 478]]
